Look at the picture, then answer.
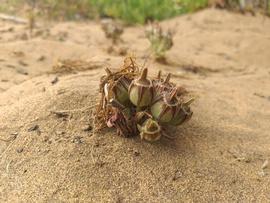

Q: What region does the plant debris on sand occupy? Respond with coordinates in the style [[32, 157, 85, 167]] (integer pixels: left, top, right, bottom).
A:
[[52, 59, 104, 73], [95, 57, 194, 142]]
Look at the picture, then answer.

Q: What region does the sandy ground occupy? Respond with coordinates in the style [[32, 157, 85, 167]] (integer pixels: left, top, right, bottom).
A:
[[0, 9, 270, 202]]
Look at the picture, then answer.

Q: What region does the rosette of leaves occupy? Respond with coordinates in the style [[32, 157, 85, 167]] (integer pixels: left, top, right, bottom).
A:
[[145, 23, 173, 61], [95, 57, 194, 142]]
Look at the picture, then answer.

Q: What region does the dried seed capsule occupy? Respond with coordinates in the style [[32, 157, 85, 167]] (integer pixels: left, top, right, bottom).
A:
[[160, 73, 173, 91], [169, 99, 194, 126], [128, 68, 153, 107], [109, 98, 132, 119], [135, 111, 152, 126], [112, 76, 131, 106], [108, 99, 136, 137], [151, 89, 178, 123], [137, 118, 161, 142]]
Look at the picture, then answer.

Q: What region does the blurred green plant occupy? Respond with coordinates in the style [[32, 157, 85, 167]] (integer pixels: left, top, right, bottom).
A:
[[0, 0, 269, 24], [35, 0, 96, 20], [90, 0, 208, 24], [0, 0, 208, 23], [101, 19, 124, 44], [145, 23, 174, 61]]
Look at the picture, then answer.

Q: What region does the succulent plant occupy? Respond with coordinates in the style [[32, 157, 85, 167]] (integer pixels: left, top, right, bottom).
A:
[[145, 23, 173, 60], [101, 19, 123, 44], [96, 57, 194, 141], [128, 68, 154, 107]]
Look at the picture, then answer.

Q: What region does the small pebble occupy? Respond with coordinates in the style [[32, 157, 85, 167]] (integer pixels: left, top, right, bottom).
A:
[[51, 77, 59, 85], [51, 111, 68, 118], [72, 136, 83, 144], [133, 150, 140, 156], [258, 170, 266, 177], [57, 89, 66, 95], [10, 132, 18, 136], [43, 136, 49, 142], [16, 147, 24, 153], [18, 60, 28, 66], [28, 125, 39, 132], [262, 159, 269, 170], [10, 132, 18, 140], [172, 169, 183, 181], [16, 67, 28, 75], [12, 51, 25, 57], [56, 131, 65, 135], [37, 55, 46, 61], [82, 124, 92, 132]]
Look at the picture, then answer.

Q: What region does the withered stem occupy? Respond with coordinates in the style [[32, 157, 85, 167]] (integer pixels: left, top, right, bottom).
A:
[[164, 73, 171, 83], [184, 98, 195, 106], [140, 68, 148, 80], [105, 67, 112, 75], [168, 88, 177, 101], [157, 70, 162, 79]]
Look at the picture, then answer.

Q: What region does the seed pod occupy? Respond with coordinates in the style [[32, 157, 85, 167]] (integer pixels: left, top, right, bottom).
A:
[[152, 70, 162, 93], [128, 68, 153, 107], [135, 111, 152, 126], [151, 88, 178, 123], [112, 76, 131, 106], [108, 99, 136, 137], [169, 99, 194, 126], [137, 118, 161, 142], [109, 98, 132, 119]]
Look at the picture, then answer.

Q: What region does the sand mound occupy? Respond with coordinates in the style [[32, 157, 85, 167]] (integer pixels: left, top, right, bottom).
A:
[[0, 9, 270, 202]]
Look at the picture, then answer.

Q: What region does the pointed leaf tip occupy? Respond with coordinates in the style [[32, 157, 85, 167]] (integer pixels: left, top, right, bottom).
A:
[[105, 68, 112, 75], [164, 73, 171, 83], [140, 68, 148, 80], [157, 70, 162, 79]]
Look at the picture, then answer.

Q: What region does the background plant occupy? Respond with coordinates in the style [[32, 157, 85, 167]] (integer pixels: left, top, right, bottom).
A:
[[0, 0, 209, 23], [145, 23, 174, 61], [0, 0, 269, 23]]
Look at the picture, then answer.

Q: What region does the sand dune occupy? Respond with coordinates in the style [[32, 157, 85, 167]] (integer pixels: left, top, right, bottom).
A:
[[0, 9, 270, 202]]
